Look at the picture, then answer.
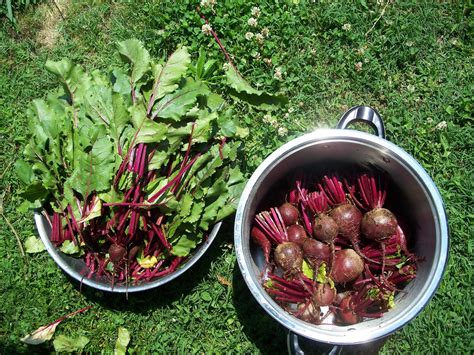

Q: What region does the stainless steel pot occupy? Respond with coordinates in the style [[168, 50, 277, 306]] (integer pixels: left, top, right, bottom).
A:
[[234, 106, 449, 346], [35, 212, 221, 293]]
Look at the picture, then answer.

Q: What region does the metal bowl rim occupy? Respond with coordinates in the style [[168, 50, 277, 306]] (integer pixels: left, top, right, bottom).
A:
[[35, 212, 222, 293]]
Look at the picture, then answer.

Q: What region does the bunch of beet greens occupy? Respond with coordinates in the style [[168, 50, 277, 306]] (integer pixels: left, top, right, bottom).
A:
[[15, 39, 279, 287], [251, 172, 418, 325]]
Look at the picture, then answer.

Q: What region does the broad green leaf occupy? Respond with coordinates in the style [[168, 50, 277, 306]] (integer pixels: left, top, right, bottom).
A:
[[60, 240, 81, 255], [66, 130, 116, 196], [45, 60, 91, 106], [21, 323, 59, 345], [217, 111, 237, 137], [206, 178, 228, 198], [117, 39, 150, 83], [24, 236, 46, 254], [147, 46, 191, 112], [167, 110, 217, 146], [199, 193, 229, 230], [53, 335, 90, 353], [171, 234, 199, 257], [112, 68, 131, 95], [135, 120, 168, 144], [196, 47, 206, 79], [130, 105, 168, 144], [114, 327, 130, 355], [216, 205, 235, 220], [225, 66, 288, 110], [84, 71, 113, 125], [179, 193, 194, 218], [15, 160, 34, 185], [184, 201, 204, 224], [111, 93, 131, 148], [206, 93, 225, 111], [148, 149, 171, 171], [152, 79, 210, 120], [19, 182, 49, 205]]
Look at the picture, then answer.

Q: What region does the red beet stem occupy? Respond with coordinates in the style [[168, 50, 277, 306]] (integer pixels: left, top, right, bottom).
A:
[[150, 223, 172, 250], [254, 209, 287, 245], [148, 153, 201, 203]]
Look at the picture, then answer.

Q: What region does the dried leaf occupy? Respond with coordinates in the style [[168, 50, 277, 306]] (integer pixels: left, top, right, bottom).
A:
[[53, 335, 90, 352], [21, 323, 59, 345], [24, 236, 46, 253], [217, 275, 232, 288], [114, 327, 130, 355], [20, 306, 92, 346]]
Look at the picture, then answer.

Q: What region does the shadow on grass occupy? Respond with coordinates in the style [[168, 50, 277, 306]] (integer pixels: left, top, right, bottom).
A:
[[231, 261, 288, 354], [63, 219, 236, 313]]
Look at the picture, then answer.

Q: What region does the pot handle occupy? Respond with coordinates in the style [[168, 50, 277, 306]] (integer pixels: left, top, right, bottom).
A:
[[287, 331, 342, 355], [337, 105, 385, 139]]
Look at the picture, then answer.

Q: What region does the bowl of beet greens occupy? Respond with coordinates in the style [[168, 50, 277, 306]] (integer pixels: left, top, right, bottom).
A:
[[234, 106, 449, 347], [17, 40, 253, 293]]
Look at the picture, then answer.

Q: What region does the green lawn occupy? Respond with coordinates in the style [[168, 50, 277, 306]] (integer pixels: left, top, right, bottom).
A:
[[1, 0, 472, 353]]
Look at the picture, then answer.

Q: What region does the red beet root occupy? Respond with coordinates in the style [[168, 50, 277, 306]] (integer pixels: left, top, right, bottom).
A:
[[287, 224, 308, 246], [298, 302, 321, 324], [361, 207, 398, 241], [330, 204, 362, 239], [337, 295, 360, 325], [313, 282, 336, 306], [302, 238, 331, 262], [312, 214, 338, 243], [274, 242, 303, 273], [279, 202, 299, 226], [109, 244, 126, 264], [330, 249, 364, 283]]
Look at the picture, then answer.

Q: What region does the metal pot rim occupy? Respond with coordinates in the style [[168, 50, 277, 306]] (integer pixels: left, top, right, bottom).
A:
[[234, 128, 449, 344], [35, 212, 221, 293]]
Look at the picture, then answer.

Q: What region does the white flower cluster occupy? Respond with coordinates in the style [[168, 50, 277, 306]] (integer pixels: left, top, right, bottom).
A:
[[263, 114, 288, 137], [245, 7, 269, 47], [248, 17, 258, 27], [251, 6, 261, 17], [435, 121, 447, 130], [342, 23, 352, 31], [201, 24, 212, 36], [274, 67, 283, 80], [200, 0, 216, 8]]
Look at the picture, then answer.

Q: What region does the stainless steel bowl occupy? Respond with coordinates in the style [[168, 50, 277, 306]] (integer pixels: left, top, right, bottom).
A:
[[35, 212, 221, 293], [234, 106, 449, 345]]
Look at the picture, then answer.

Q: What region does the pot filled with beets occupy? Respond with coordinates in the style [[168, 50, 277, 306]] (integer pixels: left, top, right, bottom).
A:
[[234, 106, 449, 349]]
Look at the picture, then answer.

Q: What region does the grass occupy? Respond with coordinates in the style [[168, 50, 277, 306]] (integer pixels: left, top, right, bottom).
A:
[[1, 0, 473, 353]]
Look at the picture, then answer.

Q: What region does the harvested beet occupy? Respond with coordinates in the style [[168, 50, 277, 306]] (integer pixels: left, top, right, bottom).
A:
[[109, 244, 126, 264], [253, 171, 418, 328], [287, 224, 307, 246], [298, 302, 321, 324], [312, 214, 338, 243], [274, 242, 303, 273], [330, 249, 364, 284], [128, 245, 140, 261], [337, 295, 359, 325], [313, 282, 336, 306], [361, 207, 398, 241], [330, 204, 362, 239], [279, 202, 299, 226], [302, 238, 330, 262]]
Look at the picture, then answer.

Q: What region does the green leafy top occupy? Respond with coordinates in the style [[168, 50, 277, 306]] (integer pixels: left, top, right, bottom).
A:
[[16, 39, 283, 259]]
